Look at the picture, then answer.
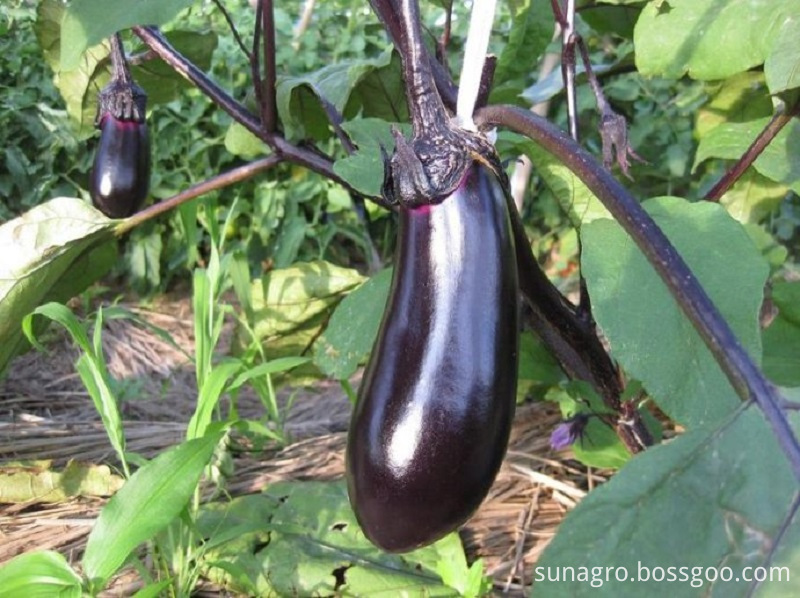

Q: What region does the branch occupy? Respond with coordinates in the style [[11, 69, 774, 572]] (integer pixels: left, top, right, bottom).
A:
[[705, 101, 800, 201], [117, 156, 282, 234], [131, 26, 392, 208], [261, 0, 278, 133], [476, 104, 800, 479], [212, 0, 251, 59]]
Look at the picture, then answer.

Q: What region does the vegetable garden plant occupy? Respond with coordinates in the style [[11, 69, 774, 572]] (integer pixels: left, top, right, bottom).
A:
[[1, 0, 799, 595]]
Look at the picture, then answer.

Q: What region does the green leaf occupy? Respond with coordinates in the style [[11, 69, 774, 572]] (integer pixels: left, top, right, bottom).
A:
[[718, 170, 788, 224], [82, 431, 224, 588], [348, 51, 408, 123], [0, 551, 82, 598], [535, 406, 800, 597], [187, 360, 242, 440], [0, 197, 116, 377], [581, 197, 768, 427], [276, 48, 393, 141], [60, 0, 195, 71], [580, 4, 642, 39], [242, 261, 365, 340], [132, 31, 218, 105], [36, 0, 218, 136], [224, 122, 269, 160], [694, 72, 772, 139], [497, 132, 610, 226], [634, 0, 797, 80], [198, 480, 466, 596], [229, 357, 310, 392], [494, 0, 554, 85], [763, 281, 800, 387], [313, 267, 392, 379], [0, 461, 123, 504], [232, 261, 365, 383], [333, 119, 411, 197], [131, 579, 173, 598], [694, 118, 800, 194], [765, 15, 800, 94]]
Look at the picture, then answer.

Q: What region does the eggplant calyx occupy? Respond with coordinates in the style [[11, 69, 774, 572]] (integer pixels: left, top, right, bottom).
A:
[[382, 124, 504, 208], [96, 79, 148, 125]]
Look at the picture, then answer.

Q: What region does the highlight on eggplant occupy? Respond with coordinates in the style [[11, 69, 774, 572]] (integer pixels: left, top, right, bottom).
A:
[[345, 162, 519, 552]]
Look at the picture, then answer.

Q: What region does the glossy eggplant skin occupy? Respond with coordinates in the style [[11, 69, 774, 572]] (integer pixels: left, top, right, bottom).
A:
[[346, 163, 519, 553], [89, 114, 151, 218]]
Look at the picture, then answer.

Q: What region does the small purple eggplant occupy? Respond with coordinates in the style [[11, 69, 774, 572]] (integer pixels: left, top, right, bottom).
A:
[[346, 163, 519, 552], [89, 113, 150, 218]]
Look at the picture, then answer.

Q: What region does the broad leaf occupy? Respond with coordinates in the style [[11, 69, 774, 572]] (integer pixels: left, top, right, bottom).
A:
[[36, 1, 218, 137], [535, 406, 800, 597], [498, 132, 610, 226], [224, 122, 268, 160], [0, 461, 123, 504], [0, 197, 117, 377], [694, 118, 800, 194], [82, 431, 224, 588], [276, 48, 393, 141], [765, 15, 800, 95], [313, 267, 392, 379], [581, 197, 768, 427], [494, 0, 554, 85], [232, 261, 365, 383], [718, 170, 788, 225], [763, 281, 800, 387], [694, 72, 772, 139], [60, 0, 195, 71], [198, 480, 466, 596], [0, 551, 82, 598], [634, 0, 797, 80], [333, 119, 411, 197]]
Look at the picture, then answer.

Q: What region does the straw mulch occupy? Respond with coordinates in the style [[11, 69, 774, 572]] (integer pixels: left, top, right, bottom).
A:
[[0, 296, 609, 596]]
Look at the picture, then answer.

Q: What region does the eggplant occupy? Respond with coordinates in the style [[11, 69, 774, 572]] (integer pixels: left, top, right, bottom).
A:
[[89, 113, 151, 218], [346, 162, 519, 552]]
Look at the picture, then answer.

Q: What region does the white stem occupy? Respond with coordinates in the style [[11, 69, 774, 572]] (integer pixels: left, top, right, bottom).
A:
[[456, 0, 498, 130]]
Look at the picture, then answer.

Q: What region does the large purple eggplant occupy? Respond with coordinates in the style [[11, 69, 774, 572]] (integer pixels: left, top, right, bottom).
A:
[[346, 163, 519, 552], [89, 113, 150, 218]]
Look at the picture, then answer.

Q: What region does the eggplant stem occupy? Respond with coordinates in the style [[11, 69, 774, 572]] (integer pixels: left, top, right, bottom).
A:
[[117, 156, 283, 234], [396, 0, 449, 137]]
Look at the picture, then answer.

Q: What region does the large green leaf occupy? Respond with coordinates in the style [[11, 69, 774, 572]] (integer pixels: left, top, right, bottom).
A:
[[763, 281, 800, 387], [498, 132, 611, 227], [0, 551, 82, 598], [198, 480, 467, 596], [581, 197, 768, 427], [534, 406, 800, 597], [276, 48, 393, 141], [36, 1, 218, 137], [765, 14, 800, 95], [60, 0, 195, 71], [333, 119, 411, 198], [0, 197, 117, 377], [694, 72, 772, 139], [694, 118, 800, 194], [634, 0, 797, 80], [0, 461, 123, 504], [718, 170, 788, 225], [494, 0, 554, 85], [82, 431, 224, 589], [313, 267, 392, 380], [232, 261, 365, 383]]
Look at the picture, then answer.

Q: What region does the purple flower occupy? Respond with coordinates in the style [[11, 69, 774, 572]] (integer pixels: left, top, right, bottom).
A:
[[550, 414, 591, 450]]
